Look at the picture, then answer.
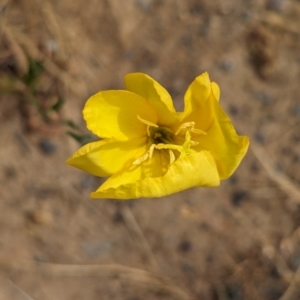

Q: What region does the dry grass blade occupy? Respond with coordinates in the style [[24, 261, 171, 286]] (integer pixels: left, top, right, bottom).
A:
[[7, 279, 36, 300], [279, 266, 300, 300], [7, 25, 86, 97], [35, 0, 67, 58], [2, 27, 28, 76], [120, 204, 160, 273], [5, 133, 192, 299], [251, 143, 300, 203], [0, 0, 11, 37], [5, 262, 193, 300], [257, 12, 300, 36], [229, 208, 294, 283]]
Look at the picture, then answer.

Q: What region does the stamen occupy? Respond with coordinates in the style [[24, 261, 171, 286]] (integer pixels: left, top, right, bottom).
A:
[[132, 152, 149, 165], [132, 144, 156, 165], [137, 115, 158, 137], [148, 144, 155, 159], [185, 130, 191, 143], [190, 140, 199, 146], [175, 122, 195, 135], [133, 119, 202, 166], [175, 121, 206, 136], [154, 143, 182, 152], [169, 149, 175, 165], [137, 115, 158, 127], [191, 128, 207, 135]]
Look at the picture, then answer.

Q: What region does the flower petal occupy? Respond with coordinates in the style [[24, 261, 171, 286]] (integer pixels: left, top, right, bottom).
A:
[[195, 117, 249, 180], [211, 82, 220, 102], [125, 73, 177, 126], [185, 90, 249, 180], [84, 90, 158, 141], [96, 149, 169, 191], [91, 151, 220, 199], [66, 137, 148, 177], [179, 72, 212, 120]]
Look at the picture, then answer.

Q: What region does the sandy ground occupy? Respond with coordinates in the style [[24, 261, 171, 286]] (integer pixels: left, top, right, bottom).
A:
[[1, 0, 300, 299]]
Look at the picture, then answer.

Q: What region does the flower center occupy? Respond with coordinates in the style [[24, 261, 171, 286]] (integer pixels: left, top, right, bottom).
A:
[[150, 126, 174, 145], [133, 115, 206, 166]]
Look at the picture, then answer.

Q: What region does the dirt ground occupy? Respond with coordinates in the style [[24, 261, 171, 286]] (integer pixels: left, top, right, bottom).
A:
[[1, 0, 300, 299]]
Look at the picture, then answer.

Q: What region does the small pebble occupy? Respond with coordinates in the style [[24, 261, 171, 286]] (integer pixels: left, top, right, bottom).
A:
[[264, 286, 285, 300], [293, 155, 299, 163], [292, 133, 300, 143], [231, 190, 249, 207], [80, 174, 99, 190], [269, 266, 280, 279], [240, 11, 252, 22], [38, 138, 57, 155], [4, 166, 17, 179], [34, 254, 48, 263], [181, 262, 196, 275], [254, 131, 266, 144], [226, 284, 243, 300], [45, 39, 59, 54], [250, 162, 260, 173], [113, 209, 123, 223], [229, 105, 239, 116], [136, 0, 153, 12], [27, 210, 53, 225], [181, 34, 193, 47], [291, 104, 300, 117], [81, 241, 112, 258], [267, 0, 287, 11], [198, 17, 210, 36], [254, 91, 272, 105], [190, 3, 205, 15], [178, 240, 192, 253], [218, 60, 235, 72], [206, 254, 214, 263], [291, 253, 300, 269], [124, 50, 134, 61], [229, 175, 238, 185]]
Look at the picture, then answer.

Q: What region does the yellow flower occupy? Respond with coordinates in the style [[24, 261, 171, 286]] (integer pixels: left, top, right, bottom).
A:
[[67, 72, 249, 199]]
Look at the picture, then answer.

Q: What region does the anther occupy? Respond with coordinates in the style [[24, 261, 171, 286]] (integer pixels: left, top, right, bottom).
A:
[[169, 150, 175, 165], [175, 122, 206, 136]]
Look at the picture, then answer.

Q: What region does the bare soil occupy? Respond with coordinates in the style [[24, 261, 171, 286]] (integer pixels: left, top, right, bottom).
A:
[[1, 0, 300, 299]]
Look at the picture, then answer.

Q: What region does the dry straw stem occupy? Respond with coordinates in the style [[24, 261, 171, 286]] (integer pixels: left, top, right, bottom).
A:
[[229, 143, 300, 287], [279, 266, 300, 300], [7, 279, 35, 300], [257, 11, 300, 36], [2, 27, 29, 76], [120, 204, 161, 273], [5, 262, 193, 300], [14, 133, 162, 275], [280, 227, 300, 260], [10, 133, 193, 299], [0, 0, 11, 36], [229, 207, 294, 283], [35, 0, 67, 59], [251, 143, 300, 204]]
